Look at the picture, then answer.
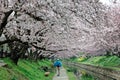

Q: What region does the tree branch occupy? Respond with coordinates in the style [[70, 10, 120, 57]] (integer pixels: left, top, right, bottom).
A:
[[25, 12, 44, 21], [31, 44, 57, 53], [0, 10, 13, 36], [0, 38, 28, 45]]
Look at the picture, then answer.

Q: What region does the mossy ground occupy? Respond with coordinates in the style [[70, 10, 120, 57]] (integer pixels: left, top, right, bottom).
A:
[[0, 58, 55, 80]]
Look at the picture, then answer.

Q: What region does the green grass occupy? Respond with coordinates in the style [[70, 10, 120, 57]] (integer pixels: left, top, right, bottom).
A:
[[67, 55, 120, 80], [0, 58, 55, 80], [67, 72, 77, 80], [78, 56, 120, 70], [81, 74, 94, 80], [80, 56, 120, 66], [64, 64, 77, 80]]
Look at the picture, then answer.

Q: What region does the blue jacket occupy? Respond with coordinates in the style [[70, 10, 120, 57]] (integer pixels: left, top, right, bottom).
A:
[[54, 60, 62, 67]]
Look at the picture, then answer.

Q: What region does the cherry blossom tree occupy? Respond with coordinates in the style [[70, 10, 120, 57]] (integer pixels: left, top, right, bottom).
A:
[[0, 0, 120, 60], [100, 4, 120, 57]]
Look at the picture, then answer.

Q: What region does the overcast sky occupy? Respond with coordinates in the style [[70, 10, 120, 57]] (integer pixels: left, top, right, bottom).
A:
[[100, 0, 112, 5], [100, 0, 120, 5]]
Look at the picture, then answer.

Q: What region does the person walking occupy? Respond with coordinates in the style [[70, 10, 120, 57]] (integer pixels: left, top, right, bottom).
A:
[[53, 59, 62, 76]]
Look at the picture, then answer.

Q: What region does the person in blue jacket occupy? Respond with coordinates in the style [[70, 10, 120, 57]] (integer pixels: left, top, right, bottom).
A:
[[54, 59, 62, 76]]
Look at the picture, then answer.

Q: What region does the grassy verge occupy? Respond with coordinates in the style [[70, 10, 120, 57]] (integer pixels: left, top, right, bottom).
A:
[[64, 65, 77, 80], [77, 56, 120, 70], [70, 55, 120, 80], [81, 74, 94, 80], [67, 72, 77, 80], [65, 66, 94, 80], [0, 58, 55, 80]]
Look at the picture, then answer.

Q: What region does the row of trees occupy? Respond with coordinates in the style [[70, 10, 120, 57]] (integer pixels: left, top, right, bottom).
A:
[[0, 0, 120, 64]]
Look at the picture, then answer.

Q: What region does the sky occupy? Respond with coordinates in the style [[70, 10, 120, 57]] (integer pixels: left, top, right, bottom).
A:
[[100, 0, 113, 5], [100, 0, 120, 5]]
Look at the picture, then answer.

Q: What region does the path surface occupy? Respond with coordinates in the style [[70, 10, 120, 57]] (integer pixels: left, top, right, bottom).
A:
[[53, 67, 69, 80]]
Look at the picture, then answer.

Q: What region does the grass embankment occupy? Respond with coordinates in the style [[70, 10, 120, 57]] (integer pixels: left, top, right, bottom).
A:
[[67, 72, 77, 80], [80, 74, 94, 80], [65, 65, 94, 80], [0, 58, 54, 80], [66, 68, 77, 80], [77, 56, 120, 70], [75, 55, 120, 80], [64, 64, 77, 80]]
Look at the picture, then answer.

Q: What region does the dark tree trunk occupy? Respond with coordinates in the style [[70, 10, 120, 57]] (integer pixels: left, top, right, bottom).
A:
[[118, 52, 120, 57], [10, 53, 20, 65], [10, 47, 20, 65], [0, 49, 4, 58], [0, 10, 13, 36]]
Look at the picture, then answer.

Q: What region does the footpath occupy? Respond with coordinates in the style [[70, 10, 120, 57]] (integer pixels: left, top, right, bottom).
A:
[[53, 67, 69, 80]]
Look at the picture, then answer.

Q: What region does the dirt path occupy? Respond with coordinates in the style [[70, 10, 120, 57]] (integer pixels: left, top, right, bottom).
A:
[[53, 67, 69, 80]]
